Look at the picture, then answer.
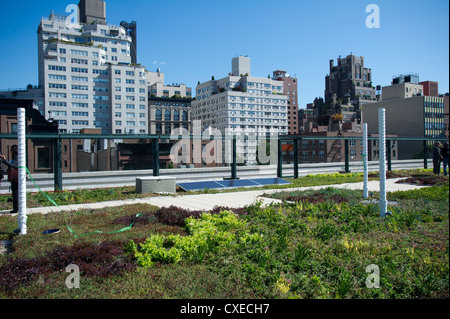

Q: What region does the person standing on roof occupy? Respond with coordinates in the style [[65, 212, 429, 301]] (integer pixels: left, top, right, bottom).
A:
[[442, 142, 449, 176], [432, 141, 443, 175], [0, 145, 19, 213]]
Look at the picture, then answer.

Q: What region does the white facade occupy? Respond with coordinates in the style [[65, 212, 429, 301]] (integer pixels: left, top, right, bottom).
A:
[[232, 56, 251, 77], [147, 69, 192, 98], [37, 13, 147, 134], [192, 76, 288, 135], [191, 57, 288, 164]]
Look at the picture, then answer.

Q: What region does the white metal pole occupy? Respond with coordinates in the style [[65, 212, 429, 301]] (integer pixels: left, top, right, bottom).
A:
[[363, 123, 369, 199], [18, 107, 27, 235], [378, 108, 387, 217]]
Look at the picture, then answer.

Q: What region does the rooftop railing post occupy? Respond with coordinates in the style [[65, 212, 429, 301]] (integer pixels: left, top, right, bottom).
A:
[[423, 140, 428, 169], [54, 136, 62, 191], [152, 138, 160, 177], [386, 139, 392, 171], [344, 138, 350, 173], [231, 135, 237, 180], [293, 138, 299, 179], [277, 138, 282, 178]]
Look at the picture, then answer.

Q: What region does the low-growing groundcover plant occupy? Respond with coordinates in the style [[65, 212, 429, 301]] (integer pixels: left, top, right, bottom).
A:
[[0, 172, 448, 299], [127, 210, 247, 267], [124, 185, 449, 299], [0, 241, 136, 293]]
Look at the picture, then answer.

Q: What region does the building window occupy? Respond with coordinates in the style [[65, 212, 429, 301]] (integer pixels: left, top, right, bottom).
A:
[[174, 110, 180, 121], [72, 120, 89, 126], [164, 123, 171, 134], [37, 148, 50, 169], [165, 110, 171, 121], [155, 110, 162, 121]]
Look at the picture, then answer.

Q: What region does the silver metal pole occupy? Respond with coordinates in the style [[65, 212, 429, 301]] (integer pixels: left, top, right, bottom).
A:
[[18, 107, 27, 235], [363, 123, 369, 199], [378, 108, 387, 217]]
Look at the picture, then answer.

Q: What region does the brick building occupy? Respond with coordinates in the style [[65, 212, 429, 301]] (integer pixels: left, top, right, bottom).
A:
[[272, 70, 299, 135]]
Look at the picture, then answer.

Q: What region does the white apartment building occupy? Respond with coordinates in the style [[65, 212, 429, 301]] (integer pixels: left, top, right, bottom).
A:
[[191, 56, 288, 164], [148, 69, 192, 98], [37, 8, 147, 134]]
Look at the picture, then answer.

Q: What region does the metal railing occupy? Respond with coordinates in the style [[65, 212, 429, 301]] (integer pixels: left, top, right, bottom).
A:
[[0, 159, 432, 194], [0, 132, 445, 191]]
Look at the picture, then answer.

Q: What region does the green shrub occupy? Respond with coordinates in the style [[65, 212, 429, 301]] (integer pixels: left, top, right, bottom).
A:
[[127, 210, 245, 266], [389, 185, 449, 201]]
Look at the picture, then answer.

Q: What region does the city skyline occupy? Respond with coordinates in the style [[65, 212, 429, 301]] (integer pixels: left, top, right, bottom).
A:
[[0, 0, 448, 109]]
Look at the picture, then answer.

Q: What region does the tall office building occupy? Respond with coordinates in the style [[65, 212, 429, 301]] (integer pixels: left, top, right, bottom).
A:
[[37, 0, 147, 134], [191, 56, 288, 164]]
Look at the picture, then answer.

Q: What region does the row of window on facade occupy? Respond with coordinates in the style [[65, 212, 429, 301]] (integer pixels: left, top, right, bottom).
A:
[[154, 109, 189, 122], [283, 149, 396, 159], [48, 65, 144, 79], [49, 75, 145, 85], [55, 49, 131, 63], [152, 102, 190, 107], [155, 123, 189, 134], [299, 140, 397, 148], [49, 93, 146, 102]]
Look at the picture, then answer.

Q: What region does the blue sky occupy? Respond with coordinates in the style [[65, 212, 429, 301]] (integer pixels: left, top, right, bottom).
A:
[[1, 0, 448, 108]]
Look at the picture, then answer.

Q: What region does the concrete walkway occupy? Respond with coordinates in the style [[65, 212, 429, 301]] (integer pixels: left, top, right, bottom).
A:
[[0, 178, 428, 216]]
